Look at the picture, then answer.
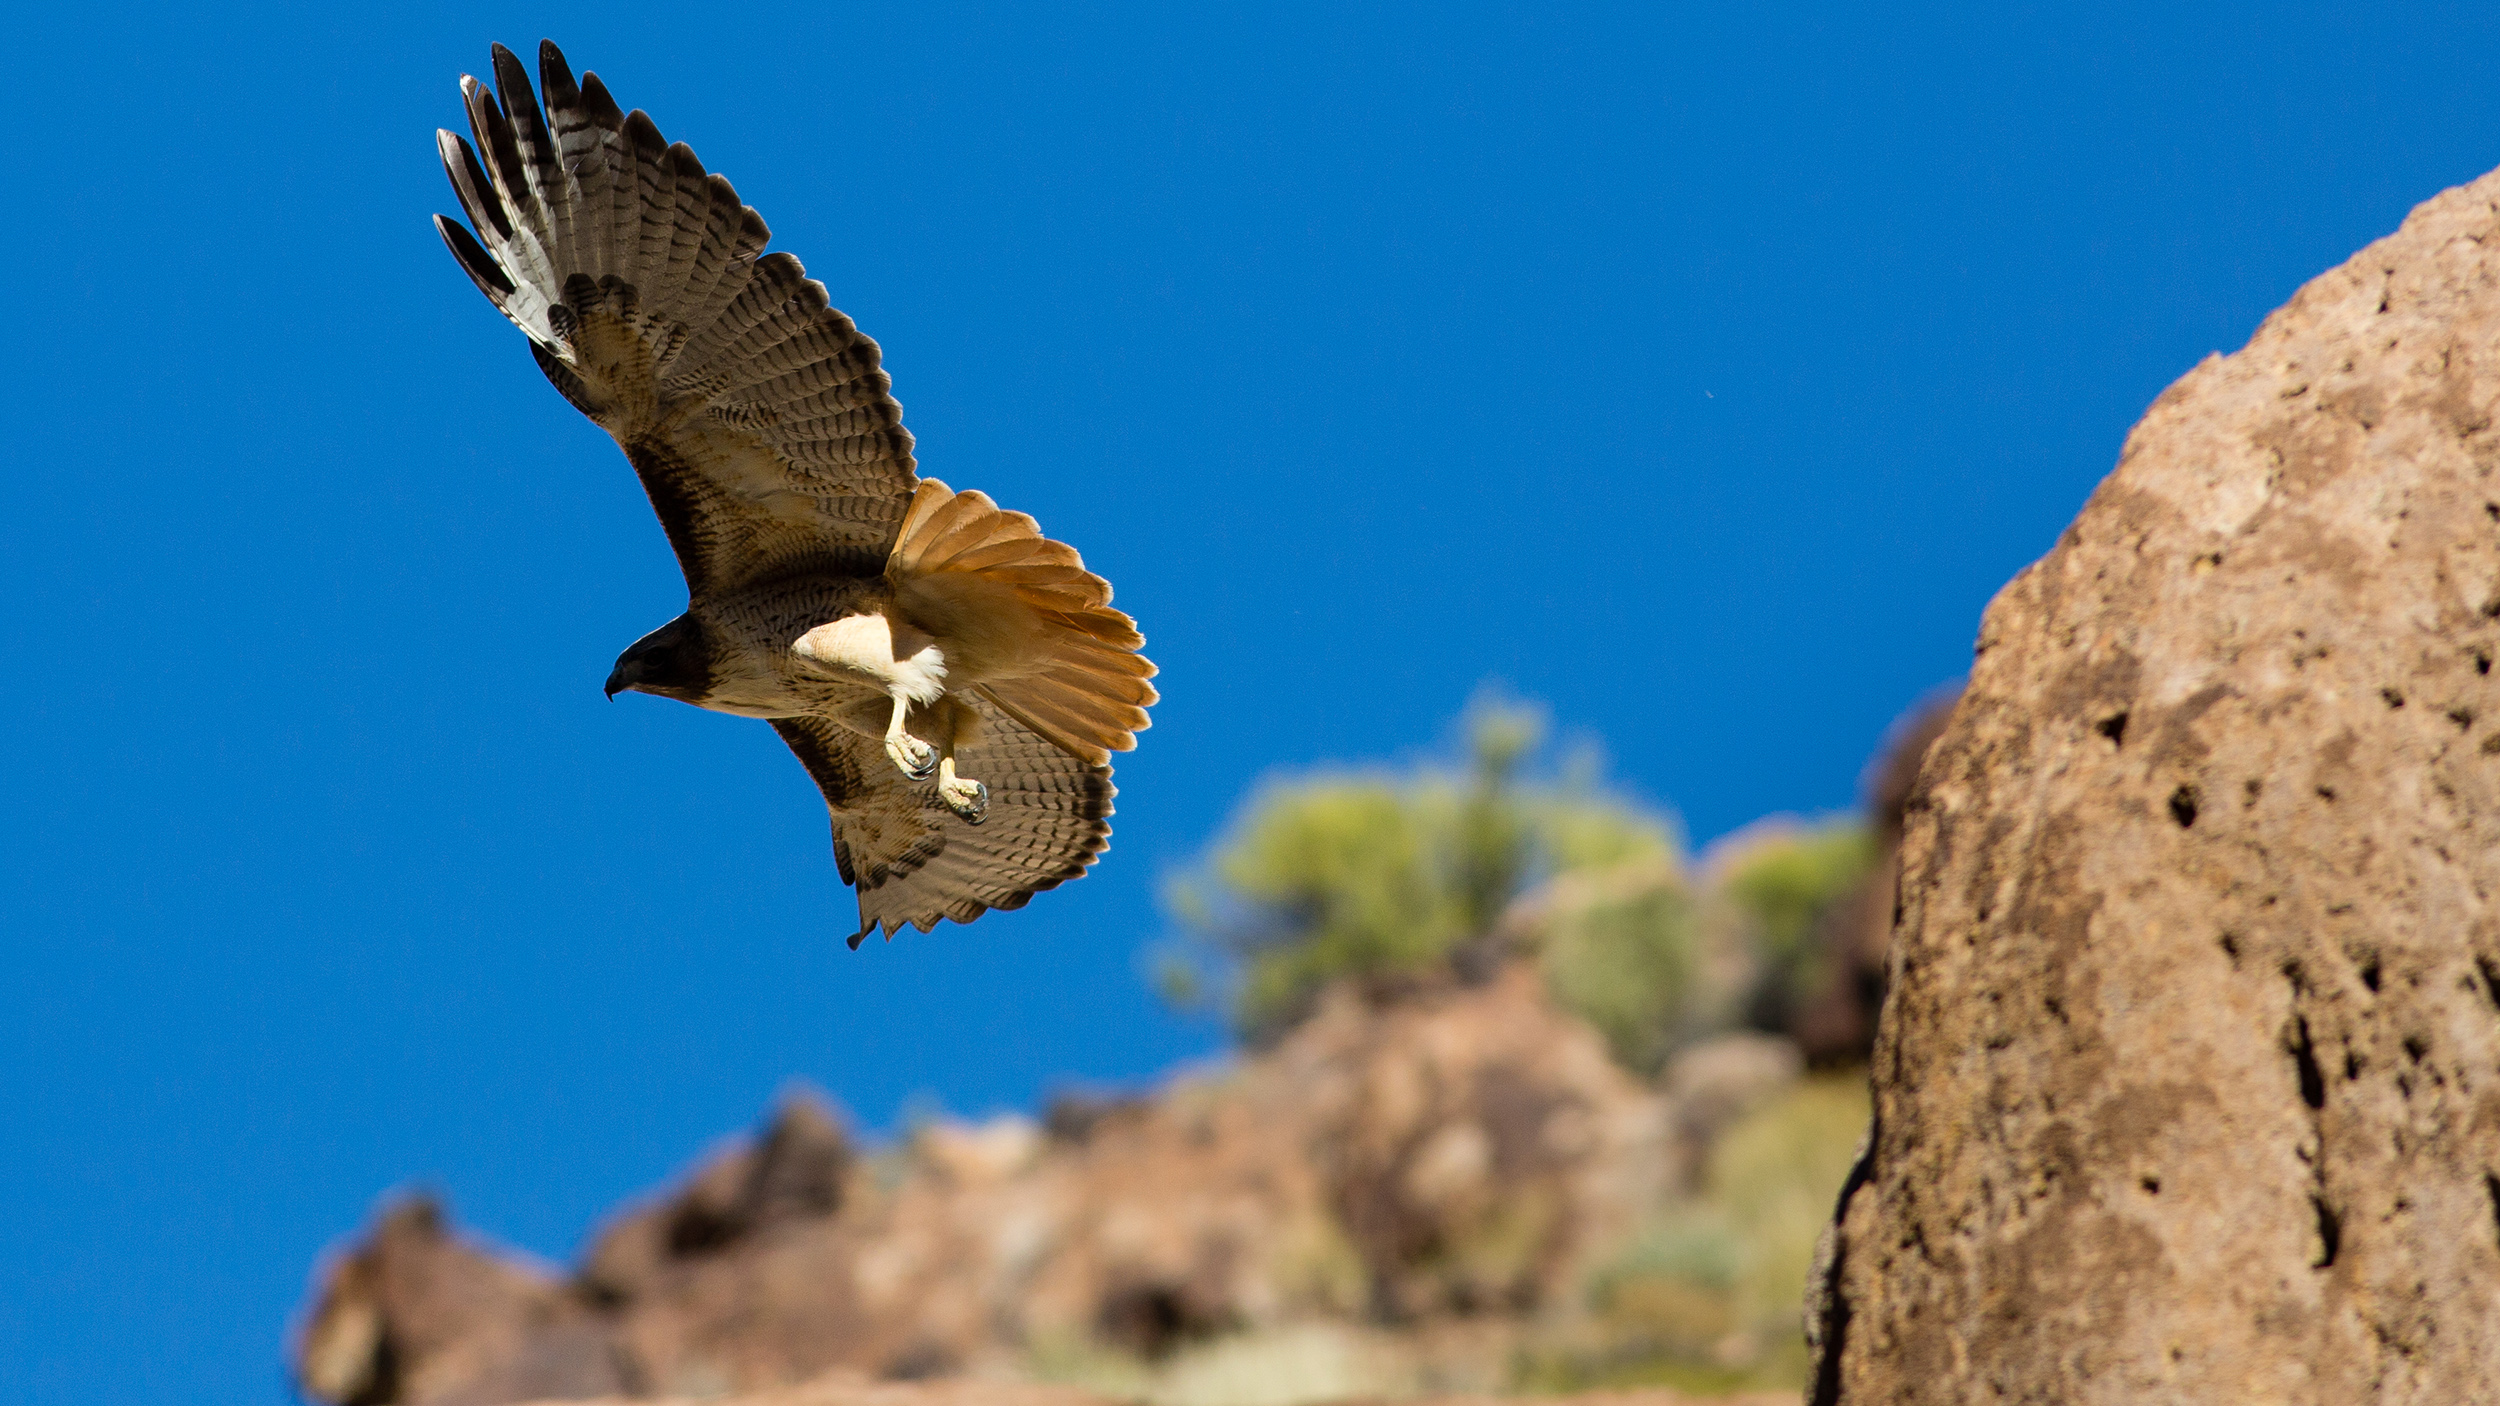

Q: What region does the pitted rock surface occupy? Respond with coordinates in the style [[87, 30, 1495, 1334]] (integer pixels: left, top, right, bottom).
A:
[[1808, 171, 2500, 1402]]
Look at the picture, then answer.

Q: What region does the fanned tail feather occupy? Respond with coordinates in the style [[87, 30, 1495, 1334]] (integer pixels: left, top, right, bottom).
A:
[[888, 479, 1158, 765]]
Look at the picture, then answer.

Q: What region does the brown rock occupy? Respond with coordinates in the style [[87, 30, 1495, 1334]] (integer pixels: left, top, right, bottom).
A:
[[506, 1374, 1792, 1406], [579, 1090, 851, 1307], [1657, 1032, 1804, 1192], [295, 1199, 624, 1406], [514, 1373, 1114, 1406], [298, 967, 1676, 1403], [1809, 169, 2500, 1400]]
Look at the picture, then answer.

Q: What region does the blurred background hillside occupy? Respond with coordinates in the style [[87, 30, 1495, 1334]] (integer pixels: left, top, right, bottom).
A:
[[12, 3, 2500, 1404], [297, 692, 1951, 1403]]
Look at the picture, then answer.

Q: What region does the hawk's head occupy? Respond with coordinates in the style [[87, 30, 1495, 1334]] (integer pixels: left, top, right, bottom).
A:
[[606, 615, 717, 704]]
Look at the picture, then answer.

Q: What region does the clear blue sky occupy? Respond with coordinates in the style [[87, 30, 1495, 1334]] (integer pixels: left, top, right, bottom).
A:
[[6, 3, 2496, 1401]]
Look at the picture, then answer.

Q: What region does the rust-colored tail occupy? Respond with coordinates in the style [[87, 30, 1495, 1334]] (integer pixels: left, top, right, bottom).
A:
[[887, 479, 1158, 765]]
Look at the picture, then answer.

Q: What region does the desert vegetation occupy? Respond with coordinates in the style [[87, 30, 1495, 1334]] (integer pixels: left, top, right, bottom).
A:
[[1160, 691, 1880, 1072], [296, 692, 1925, 1404], [1129, 694, 1890, 1393]]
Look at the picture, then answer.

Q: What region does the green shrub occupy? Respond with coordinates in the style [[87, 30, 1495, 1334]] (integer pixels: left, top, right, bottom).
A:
[[1156, 700, 1880, 1065], [1707, 820, 1878, 1027], [1536, 869, 1705, 1075], [1707, 1073, 1871, 1337], [1160, 693, 1673, 1038], [1561, 1072, 1872, 1391], [1188, 777, 1468, 1030]]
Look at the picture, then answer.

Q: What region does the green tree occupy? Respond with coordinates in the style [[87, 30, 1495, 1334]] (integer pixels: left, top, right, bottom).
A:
[[1160, 693, 1672, 1039]]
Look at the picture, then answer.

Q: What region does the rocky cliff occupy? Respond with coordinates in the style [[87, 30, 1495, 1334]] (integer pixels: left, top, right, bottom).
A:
[[1808, 170, 2500, 1401]]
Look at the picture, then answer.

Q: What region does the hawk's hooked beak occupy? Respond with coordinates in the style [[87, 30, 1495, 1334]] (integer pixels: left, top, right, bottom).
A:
[[605, 615, 706, 705]]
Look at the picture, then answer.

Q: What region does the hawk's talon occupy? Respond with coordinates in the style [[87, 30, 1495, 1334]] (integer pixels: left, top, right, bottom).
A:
[[939, 775, 989, 824], [885, 732, 938, 780]]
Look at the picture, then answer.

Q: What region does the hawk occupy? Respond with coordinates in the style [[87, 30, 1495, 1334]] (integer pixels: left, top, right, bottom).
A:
[[432, 41, 1156, 945]]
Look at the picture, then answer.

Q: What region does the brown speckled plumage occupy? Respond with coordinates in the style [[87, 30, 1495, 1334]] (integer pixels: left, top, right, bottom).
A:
[[434, 40, 1153, 943]]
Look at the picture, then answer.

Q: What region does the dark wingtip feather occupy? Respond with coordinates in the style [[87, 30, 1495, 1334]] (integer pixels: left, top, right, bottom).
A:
[[491, 43, 542, 127], [624, 108, 667, 158], [579, 71, 626, 127], [436, 129, 512, 240], [457, 75, 499, 140], [462, 72, 529, 204], [485, 45, 518, 110], [435, 214, 515, 296], [537, 40, 580, 112]]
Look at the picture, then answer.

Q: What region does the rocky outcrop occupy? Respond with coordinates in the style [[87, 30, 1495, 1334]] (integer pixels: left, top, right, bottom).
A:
[[1808, 171, 2500, 1400], [499, 1377, 1794, 1406], [296, 1199, 627, 1406], [299, 967, 1712, 1404]]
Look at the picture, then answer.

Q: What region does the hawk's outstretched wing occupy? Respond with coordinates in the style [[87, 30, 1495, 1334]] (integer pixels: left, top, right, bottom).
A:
[[434, 41, 916, 592], [771, 702, 1115, 945]]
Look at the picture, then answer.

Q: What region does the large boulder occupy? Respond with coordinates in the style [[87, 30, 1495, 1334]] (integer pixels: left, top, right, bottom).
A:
[[1808, 172, 2500, 1400]]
